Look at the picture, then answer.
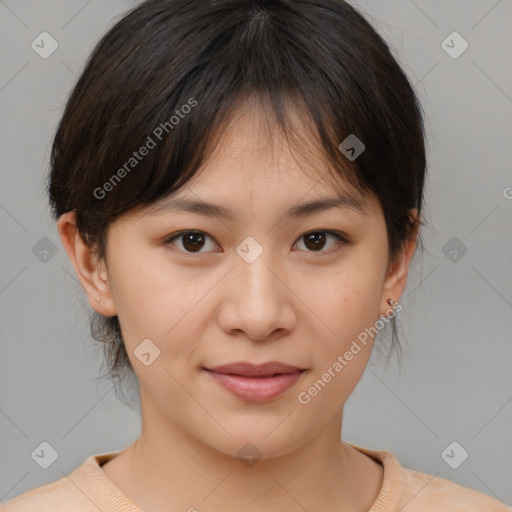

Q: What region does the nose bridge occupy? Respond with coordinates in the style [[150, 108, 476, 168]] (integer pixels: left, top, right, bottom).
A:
[[235, 234, 282, 306]]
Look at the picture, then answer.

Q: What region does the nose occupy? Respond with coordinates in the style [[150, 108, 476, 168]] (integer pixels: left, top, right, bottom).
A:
[[217, 247, 297, 341]]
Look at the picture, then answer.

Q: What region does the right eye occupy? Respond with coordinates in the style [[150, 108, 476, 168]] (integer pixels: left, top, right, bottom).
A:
[[165, 230, 221, 255]]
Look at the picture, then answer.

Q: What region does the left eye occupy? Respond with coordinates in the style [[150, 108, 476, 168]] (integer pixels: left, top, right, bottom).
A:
[[165, 230, 347, 255], [293, 231, 347, 253]]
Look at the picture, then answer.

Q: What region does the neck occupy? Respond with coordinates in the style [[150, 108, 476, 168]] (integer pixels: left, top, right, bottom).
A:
[[103, 400, 379, 512]]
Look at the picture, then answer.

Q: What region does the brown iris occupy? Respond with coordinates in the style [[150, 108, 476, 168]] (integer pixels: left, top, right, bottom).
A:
[[181, 232, 206, 252], [302, 232, 327, 251]]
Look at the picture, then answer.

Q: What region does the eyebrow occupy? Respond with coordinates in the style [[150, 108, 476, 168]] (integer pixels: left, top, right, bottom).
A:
[[147, 191, 369, 220]]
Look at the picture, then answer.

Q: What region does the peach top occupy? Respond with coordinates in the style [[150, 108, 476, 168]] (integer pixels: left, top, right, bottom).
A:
[[1, 443, 510, 511]]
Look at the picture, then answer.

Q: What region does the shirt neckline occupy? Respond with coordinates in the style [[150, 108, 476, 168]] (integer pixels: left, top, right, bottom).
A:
[[78, 442, 402, 511]]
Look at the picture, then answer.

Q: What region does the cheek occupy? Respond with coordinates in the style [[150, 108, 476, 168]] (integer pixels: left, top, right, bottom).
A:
[[106, 249, 201, 348], [296, 272, 380, 413], [305, 259, 383, 350], [296, 347, 372, 423], [109, 257, 230, 389], [295, 257, 384, 410]]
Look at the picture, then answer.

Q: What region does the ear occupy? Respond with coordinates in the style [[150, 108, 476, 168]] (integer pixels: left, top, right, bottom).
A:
[[57, 211, 117, 317], [379, 209, 419, 316]]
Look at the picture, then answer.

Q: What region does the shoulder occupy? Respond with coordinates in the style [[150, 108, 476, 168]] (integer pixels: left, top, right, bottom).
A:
[[0, 475, 89, 511], [347, 443, 511, 512], [398, 466, 512, 512], [0, 453, 115, 512]]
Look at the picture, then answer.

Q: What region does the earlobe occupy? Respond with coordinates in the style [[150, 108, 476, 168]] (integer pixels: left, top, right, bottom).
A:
[[57, 211, 116, 317], [380, 209, 419, 316]]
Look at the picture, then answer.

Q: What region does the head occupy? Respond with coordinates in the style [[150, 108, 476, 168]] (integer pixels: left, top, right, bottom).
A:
[[50, 0, 426, 458]]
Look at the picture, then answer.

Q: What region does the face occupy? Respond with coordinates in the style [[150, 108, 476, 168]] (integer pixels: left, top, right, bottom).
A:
[[61, 103, 415, 460]]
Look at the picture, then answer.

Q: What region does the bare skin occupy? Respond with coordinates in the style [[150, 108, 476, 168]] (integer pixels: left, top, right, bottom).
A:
[[58, 100, 418, 512]]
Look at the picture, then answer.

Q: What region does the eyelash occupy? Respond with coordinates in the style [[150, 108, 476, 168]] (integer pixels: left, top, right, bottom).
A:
[[164, 230, 349, 257]]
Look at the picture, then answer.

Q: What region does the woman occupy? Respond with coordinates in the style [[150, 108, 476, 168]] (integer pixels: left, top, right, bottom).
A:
[[2, 0, 510, 510]]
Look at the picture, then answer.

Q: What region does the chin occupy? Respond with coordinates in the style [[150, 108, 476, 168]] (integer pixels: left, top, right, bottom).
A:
[[199, 421, 308, 463]]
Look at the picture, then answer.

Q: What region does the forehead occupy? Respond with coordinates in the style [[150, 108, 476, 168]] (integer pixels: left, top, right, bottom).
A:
[[145, 101, 375, 217], [198, 99, 327, 183]]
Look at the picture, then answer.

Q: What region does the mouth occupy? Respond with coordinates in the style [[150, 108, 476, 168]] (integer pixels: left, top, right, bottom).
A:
[[205, 361, 305, 377], [203, 361, 306, 402]]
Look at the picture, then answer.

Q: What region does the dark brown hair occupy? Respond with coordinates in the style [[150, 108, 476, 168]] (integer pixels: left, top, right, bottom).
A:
[[47, 0, 428, 393]]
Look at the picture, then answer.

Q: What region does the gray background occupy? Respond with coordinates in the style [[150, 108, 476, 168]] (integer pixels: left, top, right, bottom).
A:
[[1, 0, 511, 507]]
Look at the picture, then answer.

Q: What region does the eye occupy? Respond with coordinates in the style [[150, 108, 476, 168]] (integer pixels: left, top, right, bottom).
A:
[[165, 230, 219, 254], [165, 229, 348, 256], [292, 230, 348, 254]]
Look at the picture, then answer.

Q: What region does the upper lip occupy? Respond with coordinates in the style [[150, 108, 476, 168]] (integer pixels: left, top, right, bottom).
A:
[[205, 361, 304, 377]]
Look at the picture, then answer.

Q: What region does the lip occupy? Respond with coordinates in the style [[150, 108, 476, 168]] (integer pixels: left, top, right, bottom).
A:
[[207, 361, 304, 376], [204, 361, 306, 402]]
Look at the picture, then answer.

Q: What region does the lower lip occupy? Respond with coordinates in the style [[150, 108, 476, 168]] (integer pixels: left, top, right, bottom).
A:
[[204, 369, 304, 402]]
